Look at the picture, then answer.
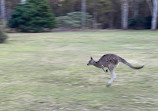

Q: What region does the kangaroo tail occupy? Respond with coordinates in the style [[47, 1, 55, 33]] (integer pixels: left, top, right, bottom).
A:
[[119, 57, 144, 69]]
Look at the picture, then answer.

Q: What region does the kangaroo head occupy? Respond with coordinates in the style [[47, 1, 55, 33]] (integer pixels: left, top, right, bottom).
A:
[[87, 57, 95, 66]]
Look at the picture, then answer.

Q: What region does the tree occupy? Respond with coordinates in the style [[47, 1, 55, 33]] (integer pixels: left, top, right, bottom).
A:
[[0, 20, 8, 43], [21, 0, 26, 3], [87, 0, 118, 29], [4, 0, 21, 21], [57, 12, 93, 28], [0, 0, 6, 24], [92, 0, 97, 29], [4, 0, 156, 30], [131, 0, 140, 18], [0, 28, 7, 43], [146, 0, 158, 30], [8, 0, 57, 32], [81, 0, 87, 28], [151, 0, 158, 30], [146, 0, 153, 14], [121, 0, 129, 29]]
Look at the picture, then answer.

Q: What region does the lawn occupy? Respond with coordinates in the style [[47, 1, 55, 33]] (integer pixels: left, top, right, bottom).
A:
[[0, 30, 158, 111]]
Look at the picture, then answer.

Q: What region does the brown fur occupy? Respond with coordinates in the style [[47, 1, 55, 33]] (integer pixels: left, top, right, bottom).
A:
[[87, 54, 144, 86]]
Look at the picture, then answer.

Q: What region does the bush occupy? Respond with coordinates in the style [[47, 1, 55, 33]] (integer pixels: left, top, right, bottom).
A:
[[144, 16, 152, 29], [57, 12, 94, 28], [0, 28, 8, 43], [128, 16, 151, 29], [0, 21, 8, 43], [8, 0, 57, 32]]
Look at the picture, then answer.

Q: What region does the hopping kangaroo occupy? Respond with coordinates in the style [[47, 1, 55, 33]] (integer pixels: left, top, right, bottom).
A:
[[87, 54, 144, 87]]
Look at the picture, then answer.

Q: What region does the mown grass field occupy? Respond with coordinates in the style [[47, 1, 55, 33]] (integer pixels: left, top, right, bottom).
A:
[[0, 30, 158, 111]]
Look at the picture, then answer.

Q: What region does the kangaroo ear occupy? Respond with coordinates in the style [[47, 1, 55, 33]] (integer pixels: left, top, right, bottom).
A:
[[90, 57, 93, 60]]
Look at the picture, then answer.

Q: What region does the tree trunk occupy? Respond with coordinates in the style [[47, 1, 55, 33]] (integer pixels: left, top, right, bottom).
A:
[[109, 0, 115, 29], [0, 0, 6, 24], [132, 0, 139, 17], [81, 0, 86, 28], [93, 0, 97, 29], [151, 0, 158, 30], [146, 0, 153, 14], [21, 0, 26, 3], [121, 0, 129, 30]]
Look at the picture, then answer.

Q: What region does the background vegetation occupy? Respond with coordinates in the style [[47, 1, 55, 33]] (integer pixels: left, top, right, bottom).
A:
[[1, 0, 158, 31], [8, 0, 57, 32], [0, 20, 8, 43]]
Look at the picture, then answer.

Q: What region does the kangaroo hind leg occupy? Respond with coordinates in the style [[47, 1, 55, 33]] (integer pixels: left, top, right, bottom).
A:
[[107, 65, 117, 87]]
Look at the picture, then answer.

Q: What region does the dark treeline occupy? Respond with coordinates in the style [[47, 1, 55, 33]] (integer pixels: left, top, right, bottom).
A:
[[0, 0, 158, 30]]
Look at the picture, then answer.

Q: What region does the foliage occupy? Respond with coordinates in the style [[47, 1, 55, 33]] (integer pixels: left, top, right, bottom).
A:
[[57, 12, 93, 28], [0, 29, 8, 43], [144, 16, 152, 29], [55, 0, 81, 16], [128, 16, 151, 29], [49, 0, 121, 29], [0, 21, 8, 43], [8, 0, 57, 32], [5, 0, 156, 29], [87, 0, 119, 28]]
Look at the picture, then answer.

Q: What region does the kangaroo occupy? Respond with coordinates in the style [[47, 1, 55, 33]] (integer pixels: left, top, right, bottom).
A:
[[87, 54, 144, 87]]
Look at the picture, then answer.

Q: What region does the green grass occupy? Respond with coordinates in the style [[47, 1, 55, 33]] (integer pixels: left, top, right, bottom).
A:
[[0, 30, 158, 111]]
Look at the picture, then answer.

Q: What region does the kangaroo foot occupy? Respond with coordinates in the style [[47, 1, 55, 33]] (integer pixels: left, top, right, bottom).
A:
[[106, 83, 111, 87]]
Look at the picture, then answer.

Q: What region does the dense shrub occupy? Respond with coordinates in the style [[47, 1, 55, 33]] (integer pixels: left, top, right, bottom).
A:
[[0, 30, 7, 43], [128, 16, 151, 29], [57, 12, 94, 28], [144, 16, 152, 29], [0, 28, 7, 43], [0, 21, 8, 43], [8, 0, 57, 32]]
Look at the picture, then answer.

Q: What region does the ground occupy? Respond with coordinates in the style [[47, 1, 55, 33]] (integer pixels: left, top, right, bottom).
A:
[[0, 30, 158, 111]]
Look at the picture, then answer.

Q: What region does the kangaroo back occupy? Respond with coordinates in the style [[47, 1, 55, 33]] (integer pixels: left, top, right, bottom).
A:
[[119, 57, 144, 69]]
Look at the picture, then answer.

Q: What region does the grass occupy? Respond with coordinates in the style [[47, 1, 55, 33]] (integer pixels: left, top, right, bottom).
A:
[[0, 30, 158, 111]]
